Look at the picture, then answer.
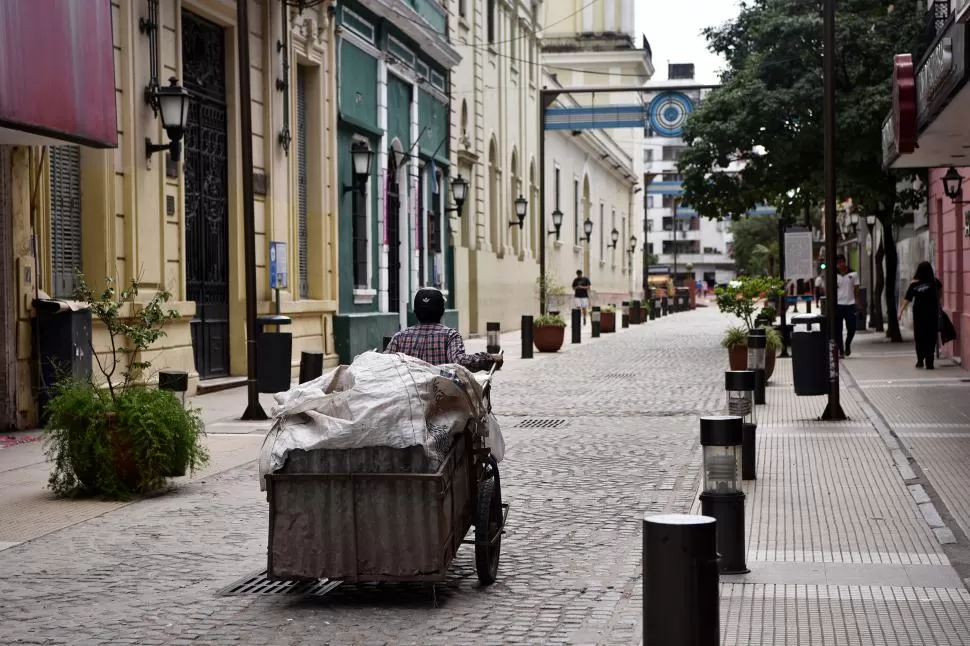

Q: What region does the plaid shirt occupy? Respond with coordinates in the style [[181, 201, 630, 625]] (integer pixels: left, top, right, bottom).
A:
[[385, 323, 495, 372]]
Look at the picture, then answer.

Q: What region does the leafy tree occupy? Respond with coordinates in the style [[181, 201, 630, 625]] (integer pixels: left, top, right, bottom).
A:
[[678, 0, 927, 341], [729, 214, 780, 275]]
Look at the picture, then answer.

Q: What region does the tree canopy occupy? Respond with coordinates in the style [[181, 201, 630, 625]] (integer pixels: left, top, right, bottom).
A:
[[677, 0, 927, 339]]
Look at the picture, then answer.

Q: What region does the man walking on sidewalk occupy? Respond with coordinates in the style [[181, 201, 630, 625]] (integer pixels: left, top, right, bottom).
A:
[[835, 253, 861, 357], [572, 269, 591, 325]]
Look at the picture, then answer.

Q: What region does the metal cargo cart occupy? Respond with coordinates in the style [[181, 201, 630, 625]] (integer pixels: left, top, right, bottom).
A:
[[265, 363, 508, 586]]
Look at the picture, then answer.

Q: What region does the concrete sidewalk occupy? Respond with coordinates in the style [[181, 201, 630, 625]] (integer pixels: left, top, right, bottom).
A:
[[697, 325, 970, 643]]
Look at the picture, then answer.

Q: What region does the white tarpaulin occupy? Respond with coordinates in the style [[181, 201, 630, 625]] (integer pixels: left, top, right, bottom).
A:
[[258, 351, 503, 490]]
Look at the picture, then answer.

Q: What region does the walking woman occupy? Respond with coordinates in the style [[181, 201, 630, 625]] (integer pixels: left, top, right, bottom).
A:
[[898, 261, 943, 369]]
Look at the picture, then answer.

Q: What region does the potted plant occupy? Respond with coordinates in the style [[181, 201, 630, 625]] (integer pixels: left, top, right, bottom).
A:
[[533, 314, 566, 352], [600, 304, 617, 333], [43, 274, 209, 500], [720, 325, 780, 378], [755, 304, 777, 328], [715, 276, 785, 378]]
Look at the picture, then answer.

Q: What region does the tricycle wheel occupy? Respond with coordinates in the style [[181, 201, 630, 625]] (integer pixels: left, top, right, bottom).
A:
[[475, 477, 502, 585]]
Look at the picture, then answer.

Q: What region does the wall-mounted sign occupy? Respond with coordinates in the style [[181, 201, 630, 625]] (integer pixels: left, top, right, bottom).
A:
[[883, 54, 917, 166], [269, 241, 288, 290], [916, 24, 968, 131]]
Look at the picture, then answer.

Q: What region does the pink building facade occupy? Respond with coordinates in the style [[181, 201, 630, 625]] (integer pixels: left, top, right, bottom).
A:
[[928, 168, 969, 366]]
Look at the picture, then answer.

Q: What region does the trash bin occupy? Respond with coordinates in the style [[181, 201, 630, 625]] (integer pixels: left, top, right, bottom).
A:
[[256, 315, 292, 393], [33, 300, 93, 420], [676, 287, 689, 312], [790, 313, 827, 396]]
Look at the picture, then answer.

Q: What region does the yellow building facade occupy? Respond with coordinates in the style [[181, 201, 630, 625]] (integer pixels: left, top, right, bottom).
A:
[[2, 0, 340, 429]]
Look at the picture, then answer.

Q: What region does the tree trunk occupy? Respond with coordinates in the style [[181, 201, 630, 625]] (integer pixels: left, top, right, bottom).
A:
[[882, 220, 903, 342], [873, 240, 885, 331]]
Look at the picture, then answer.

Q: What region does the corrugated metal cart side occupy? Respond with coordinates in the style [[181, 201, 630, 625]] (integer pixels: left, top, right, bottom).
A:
[[266, 434, 473, 582]]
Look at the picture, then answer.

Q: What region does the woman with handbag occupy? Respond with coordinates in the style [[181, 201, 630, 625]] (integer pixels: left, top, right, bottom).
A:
[[898, 261, 943, 369]]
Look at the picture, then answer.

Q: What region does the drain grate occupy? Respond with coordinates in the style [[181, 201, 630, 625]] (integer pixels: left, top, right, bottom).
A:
[[602, 372, 636, 381], [218, 569, 342, 597], [515, 418, 567, 429]]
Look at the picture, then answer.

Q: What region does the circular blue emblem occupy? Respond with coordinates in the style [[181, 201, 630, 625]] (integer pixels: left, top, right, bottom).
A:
[[648, 92, 694, 138]]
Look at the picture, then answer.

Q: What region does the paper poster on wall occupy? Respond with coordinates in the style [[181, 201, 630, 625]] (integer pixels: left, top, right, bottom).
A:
[[784, 230, 814, 279]]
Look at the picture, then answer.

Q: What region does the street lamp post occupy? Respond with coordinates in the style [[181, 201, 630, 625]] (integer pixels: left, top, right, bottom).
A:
[[821, 0, 845, 420], [865, 213, 876, 330], [672, 198, 680, 285]]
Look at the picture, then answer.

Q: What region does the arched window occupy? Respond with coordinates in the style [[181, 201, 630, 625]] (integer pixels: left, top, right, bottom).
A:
[[488, 138, 501, 252]]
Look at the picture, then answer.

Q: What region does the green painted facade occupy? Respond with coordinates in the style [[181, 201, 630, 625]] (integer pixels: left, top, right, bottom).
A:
[[333, 0, 456, 364]]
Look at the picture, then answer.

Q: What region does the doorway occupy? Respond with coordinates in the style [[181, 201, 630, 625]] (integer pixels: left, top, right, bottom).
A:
[[386, 153, 401, 313], [181, 11, 230, 379]]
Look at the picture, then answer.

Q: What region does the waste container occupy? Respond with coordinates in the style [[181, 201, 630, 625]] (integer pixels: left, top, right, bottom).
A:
[[676, 287, 689, 312], [256, 315, 293, 393], [33, 300, 93, 420], [790, 313, 827, 396]]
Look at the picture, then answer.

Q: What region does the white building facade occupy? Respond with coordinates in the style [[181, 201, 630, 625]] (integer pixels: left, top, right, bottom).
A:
[[447, 0, 652, 334]]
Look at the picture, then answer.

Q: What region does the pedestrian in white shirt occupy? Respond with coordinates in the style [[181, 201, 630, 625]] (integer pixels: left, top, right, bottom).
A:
[[835, 253, 861, 357]]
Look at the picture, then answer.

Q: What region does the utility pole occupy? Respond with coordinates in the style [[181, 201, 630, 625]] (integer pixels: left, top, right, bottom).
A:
[[672, 197, 679, 284], [238, 0, 267, 421], [821, 0, 845, 420]]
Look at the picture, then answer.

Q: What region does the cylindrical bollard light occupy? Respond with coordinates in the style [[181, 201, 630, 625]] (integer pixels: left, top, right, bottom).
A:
[[632, 300, 642, 325], [662, 296, 669, 316], [521, 315, 534, 359], [571, 307, 582, 344], [699, 415, 749, 574], [299, 350, 325, 383], [486, 322, 501, 354], [643, 513, 720, 646], [621, 301, 630, 328], [650, 298, 658, 320], [591, 306, 601, 337], [747, 328, 767, 405], [726, 370, 757, 481]]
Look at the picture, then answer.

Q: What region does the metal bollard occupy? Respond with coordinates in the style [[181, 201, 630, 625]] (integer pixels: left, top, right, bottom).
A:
[[299, 350, 325, 383], [486, 322, 501, 354], [521, 315, 534, 359], [662, 297, 669, 316], [571, 307, 582, 344], [632, 300, 642, 325], [699, 416, 749, 575], [742, 422, 757, 481], [591, 306, 601, 338], [747, 328, 767, 405], [726, 370, 758, 481], [643, 513, 720, 646], [650, 298, 658, 320], [158, 369, 189, 405], [621, 301, 630, 328]]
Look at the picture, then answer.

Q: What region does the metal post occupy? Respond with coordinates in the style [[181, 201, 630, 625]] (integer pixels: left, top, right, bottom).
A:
[[299, 350, 324, 383], [486, 322, 501, 354], [868, 221, 875, 330], [643, 514, 720, 646], [621, 301, 630, 328], [742, 422, 757, 481], [571, 307, 582, 343], [591, 306, 601, 337], [699, 415, 749, 575], [521, 315, 534, 359], [778, 217, 790, 358], [672, 198, 679, 285], [821, 0, 845, 420], [748, 328, 767, 405], [238, 0, 267, 421]]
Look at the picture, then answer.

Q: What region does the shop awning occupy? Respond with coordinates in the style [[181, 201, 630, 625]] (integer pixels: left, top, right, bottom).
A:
[[0, 0, 117, 148]]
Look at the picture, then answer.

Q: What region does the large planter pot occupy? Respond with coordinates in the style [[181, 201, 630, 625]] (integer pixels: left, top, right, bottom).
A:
[[600, 311, 616, 333], [534, 324, 565, 353], [726, 344, 777, 381]]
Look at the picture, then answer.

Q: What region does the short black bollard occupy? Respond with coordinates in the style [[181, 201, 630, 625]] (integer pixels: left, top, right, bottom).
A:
[[742, 422, 757, 481], [521, 315, 534, 359], [621, 301, 630, 328], [632, 300, 642, 325], [571, 308, 582, 344], [661, 296, 669, 316], [725, 370, 757, 481], [650, 299, 658, 320], [591, 306, 601, 337], [486, 322, 501, 354], [158, 369, 189, 405], [699, 415, 749, 575], [299, 350, 325, 383], [643, 513, 720, 646], [747, 329, 767, 405]]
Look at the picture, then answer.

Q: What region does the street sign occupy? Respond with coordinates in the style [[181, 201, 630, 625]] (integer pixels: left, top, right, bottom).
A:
[[784, 230, 814, 279], [269, 241, 288, 290]]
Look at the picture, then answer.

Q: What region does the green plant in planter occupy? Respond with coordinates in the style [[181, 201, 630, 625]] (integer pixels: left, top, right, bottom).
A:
[[601, 304, 616, 313], [720, 326, 749, 349], [43, 273, 209, 499], [534, 314, 566, 327], [763, 325, 782, 353], [714, 275, 785, 331]]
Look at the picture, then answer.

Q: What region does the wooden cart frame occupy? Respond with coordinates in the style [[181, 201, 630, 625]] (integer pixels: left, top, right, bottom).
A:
[[265, 366, 508, 586]]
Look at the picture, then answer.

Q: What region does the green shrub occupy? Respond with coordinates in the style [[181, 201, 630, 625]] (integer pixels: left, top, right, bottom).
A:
[[534, 314, 566, 327]]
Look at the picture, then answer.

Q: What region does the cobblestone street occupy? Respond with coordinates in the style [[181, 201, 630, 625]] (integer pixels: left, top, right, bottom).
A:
[[0, 309, 726, 645]]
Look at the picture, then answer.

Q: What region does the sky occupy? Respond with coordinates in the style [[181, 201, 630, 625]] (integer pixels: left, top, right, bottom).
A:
[[634, 0, 743, 84]]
